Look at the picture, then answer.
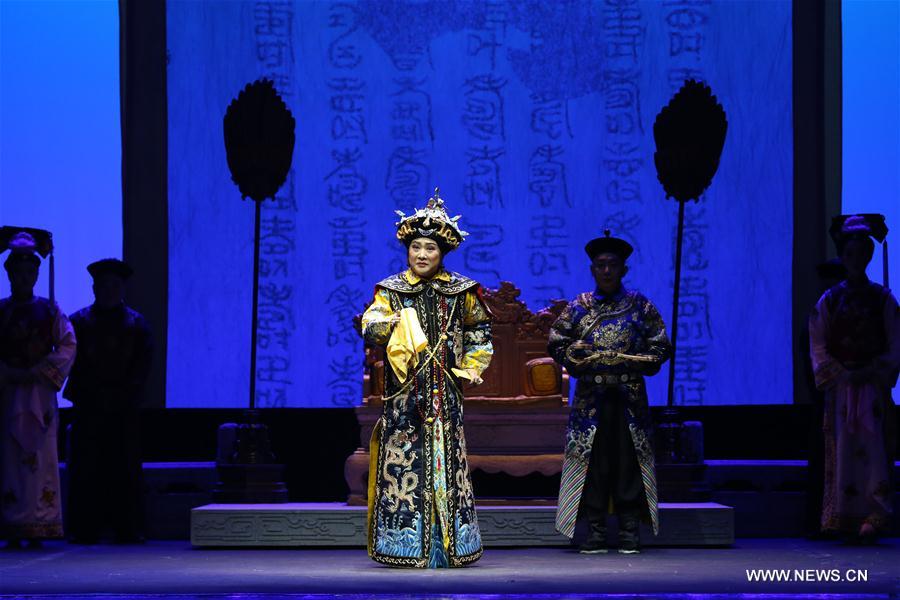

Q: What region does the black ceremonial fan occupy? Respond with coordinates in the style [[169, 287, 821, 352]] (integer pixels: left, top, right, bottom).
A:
[[653, 80, 727, 411], [653, 80, 727, 203], [224, 78, 296, 202], [223, 79, 296, 410]]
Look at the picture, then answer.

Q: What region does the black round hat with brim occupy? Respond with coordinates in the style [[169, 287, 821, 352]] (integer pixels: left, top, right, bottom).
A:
[[87, 258, 133, 280], [585, 229, 633, 261]]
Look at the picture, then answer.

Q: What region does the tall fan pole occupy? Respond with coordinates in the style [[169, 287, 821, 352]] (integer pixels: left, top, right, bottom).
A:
[[217, 78, 293, 501], [666, 199, 686, 408], [249, 199, 262, 411]]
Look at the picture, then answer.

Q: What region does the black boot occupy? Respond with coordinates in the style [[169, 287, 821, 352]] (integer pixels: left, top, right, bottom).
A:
[[618, 512, 641, 554], [578, 520, 608, 554]]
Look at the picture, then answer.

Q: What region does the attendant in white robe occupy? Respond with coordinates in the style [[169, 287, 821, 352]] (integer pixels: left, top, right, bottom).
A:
[[0, 232, 76, 547], [809, 215, 899, 542]]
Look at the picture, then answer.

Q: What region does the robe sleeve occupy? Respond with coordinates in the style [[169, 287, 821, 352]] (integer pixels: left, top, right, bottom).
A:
[[628, 298, 672, 376], [129, 316, 154, 395], [459, 288, 493, 377], [361, 288, 395, 347], [873, 291, 900, 388], [809, 293, 847, 391], [547, 300, 583, 374], [36, 304, 77, 391]]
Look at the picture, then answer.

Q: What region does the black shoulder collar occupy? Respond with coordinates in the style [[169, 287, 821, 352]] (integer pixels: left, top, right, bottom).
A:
[[376, 271, 480, 296], [576, 289, 638, 316]]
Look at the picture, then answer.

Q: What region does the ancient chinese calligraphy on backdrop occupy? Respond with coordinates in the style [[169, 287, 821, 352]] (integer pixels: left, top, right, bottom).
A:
[[167, 0, 792, 407]]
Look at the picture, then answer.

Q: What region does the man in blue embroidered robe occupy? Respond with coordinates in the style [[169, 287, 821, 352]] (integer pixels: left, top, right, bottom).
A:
[[361, 189, 492, 568], [549, 231, 670, 554]]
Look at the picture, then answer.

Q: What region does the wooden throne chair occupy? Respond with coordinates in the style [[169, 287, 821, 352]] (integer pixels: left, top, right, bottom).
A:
[[344, 281, 569, 505]]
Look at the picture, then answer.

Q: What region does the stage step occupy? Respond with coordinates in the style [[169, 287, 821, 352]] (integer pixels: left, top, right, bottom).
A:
[[191, 502, 733, 547]]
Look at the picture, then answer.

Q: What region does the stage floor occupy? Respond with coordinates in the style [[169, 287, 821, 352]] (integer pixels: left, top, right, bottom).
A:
[[0, 539, 897, 598]]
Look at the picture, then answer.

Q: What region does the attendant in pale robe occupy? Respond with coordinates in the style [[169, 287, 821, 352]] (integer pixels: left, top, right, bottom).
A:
[[0, 232, 76, 547], [809, 214, 899, 542]]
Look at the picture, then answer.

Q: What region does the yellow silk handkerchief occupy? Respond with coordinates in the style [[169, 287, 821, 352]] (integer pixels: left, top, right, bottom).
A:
[[387, 307, 427, 383]]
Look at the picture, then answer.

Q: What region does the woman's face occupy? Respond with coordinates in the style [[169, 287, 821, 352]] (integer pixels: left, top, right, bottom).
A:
[[840, 238, 872, 280], [408, 237, 442, 279], [7, 260, 38, 298]]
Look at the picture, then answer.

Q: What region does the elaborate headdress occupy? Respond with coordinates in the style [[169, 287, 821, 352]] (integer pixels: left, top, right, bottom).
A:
[[584, 229, 633, 261], [829, 213, 890, 286], [1, 227, 55, 301], [829, 214, 887, 247], [395, 187, 468, 253], [4, 231, 39, 266], [1, 228, 52, 269]]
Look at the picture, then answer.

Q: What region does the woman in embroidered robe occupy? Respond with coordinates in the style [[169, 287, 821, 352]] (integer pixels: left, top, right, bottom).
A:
[[810, 215, 899, 541], [548, 231, 670, 554], [0, 232, 76, 547], [361, 190, 492, 568]]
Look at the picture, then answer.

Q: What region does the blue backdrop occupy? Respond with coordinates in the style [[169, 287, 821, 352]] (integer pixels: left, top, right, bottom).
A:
[[0, 0, 121, 316], [842, 0, 900, 399], [166, 0, 793, 408]]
